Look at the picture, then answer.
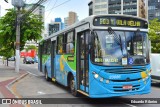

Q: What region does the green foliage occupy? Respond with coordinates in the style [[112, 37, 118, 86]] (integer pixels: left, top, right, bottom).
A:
[[149, 18, 160, 53], [0, 8, 44, 58]]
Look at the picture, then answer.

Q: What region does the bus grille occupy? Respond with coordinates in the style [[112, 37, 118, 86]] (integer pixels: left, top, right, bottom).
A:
[[106, 67, 146, 74], [111, 78, 141, 82]]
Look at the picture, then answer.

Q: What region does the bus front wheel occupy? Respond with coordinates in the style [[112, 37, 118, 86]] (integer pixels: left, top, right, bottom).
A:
[[69, 76, 79, 97]]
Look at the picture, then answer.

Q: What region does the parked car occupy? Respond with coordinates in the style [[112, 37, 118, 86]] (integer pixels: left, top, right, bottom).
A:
[[34, 56, 38, 63], [23, 57, 34, 64], [8, 56, 15, 61]]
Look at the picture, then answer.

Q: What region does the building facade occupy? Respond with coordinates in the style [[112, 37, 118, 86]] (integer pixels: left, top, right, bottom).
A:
[[89, 0, 147, 19], [25, 4, 45, 22], [92, 0, 108, 15], [64, 11, 79, 28], [64, 17, 69, 28], [148, 0, 160, 20], [48, 18, 63, 36]]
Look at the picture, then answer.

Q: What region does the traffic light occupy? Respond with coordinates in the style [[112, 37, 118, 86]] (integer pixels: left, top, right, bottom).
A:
[[4, 0, 8, 3]]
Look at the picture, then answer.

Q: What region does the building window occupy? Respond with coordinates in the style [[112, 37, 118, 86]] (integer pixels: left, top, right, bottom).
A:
[[156, 12, 160, 16], [101, 0, 107, 2], [95, 5, 101, 9], [95, 0, 100, 3]]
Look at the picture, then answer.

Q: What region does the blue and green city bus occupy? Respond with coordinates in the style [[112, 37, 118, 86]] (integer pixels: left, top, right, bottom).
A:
[[38, 15, 151, 98]]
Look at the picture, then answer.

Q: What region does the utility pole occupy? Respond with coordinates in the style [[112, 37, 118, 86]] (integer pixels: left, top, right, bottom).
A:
[[15, 7, 21, 72], [12, 0, 25, 72]]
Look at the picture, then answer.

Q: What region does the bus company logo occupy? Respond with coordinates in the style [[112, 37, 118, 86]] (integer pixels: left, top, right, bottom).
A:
[[2, 99, 11, 104], [109, 75, 121, 80]]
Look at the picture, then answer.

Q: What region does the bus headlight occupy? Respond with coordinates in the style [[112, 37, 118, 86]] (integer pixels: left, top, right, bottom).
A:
[[92, 71, 99, 78], [94, 74, 99, 78]]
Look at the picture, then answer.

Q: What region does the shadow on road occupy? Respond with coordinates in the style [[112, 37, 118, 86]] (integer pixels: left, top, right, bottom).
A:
[[151, 82, 160, 88]]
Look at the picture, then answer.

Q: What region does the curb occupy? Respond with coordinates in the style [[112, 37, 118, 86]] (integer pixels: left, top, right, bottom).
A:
[[6, 72, 29, 98]]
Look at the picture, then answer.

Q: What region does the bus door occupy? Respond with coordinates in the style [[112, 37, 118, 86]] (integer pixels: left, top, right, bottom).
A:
[[77, 31, 89, 93], [51, 40, 56, 81]]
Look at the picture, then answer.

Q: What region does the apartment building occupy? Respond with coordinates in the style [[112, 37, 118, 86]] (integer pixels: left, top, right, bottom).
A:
[[64, 11, 79, 28], [89, 0, 147, 19], [148, 0, 160, 20]]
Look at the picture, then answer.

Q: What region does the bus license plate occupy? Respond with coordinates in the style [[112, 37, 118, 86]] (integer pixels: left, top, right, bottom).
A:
[[123, 85, 132, 89]]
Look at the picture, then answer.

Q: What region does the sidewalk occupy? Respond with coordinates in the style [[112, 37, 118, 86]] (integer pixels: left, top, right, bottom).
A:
[[0, 59, 27, 107]]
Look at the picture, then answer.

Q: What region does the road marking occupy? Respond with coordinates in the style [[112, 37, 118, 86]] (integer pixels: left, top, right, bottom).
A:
[[11, 77, 31, 107], [124, 103, 137, 107], [37, 91, 46, 95], [26, 71, 39, 77], [11, 82, 22, 98]]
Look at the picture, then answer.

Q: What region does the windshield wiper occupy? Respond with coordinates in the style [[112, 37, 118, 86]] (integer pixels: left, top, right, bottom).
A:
[[108, 27, 123, 54]]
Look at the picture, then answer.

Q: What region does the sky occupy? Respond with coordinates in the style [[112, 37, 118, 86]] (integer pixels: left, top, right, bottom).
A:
[[0, 0, 91, 24]]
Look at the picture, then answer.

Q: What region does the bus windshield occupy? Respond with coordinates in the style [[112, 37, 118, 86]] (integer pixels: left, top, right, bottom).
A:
[[91, 30, 149, 66]]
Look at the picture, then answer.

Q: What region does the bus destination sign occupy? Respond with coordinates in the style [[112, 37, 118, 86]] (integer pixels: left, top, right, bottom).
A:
[[93, 16, 148, 28]]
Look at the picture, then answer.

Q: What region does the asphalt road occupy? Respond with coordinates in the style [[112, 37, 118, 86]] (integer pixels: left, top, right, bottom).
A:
[[7, 60, 160, 107]]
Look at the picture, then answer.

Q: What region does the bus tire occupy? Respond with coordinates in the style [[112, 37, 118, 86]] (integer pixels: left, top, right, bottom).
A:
[[45, 68, 50, 81], [69, 75, 79, 97]]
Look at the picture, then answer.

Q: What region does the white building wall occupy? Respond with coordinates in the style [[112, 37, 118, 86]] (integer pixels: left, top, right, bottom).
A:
[[93, 0, 108, 15]]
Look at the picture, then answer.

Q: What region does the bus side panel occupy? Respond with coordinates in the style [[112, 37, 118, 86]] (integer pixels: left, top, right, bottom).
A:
[[46, 56, 52, 78], [55, 54, 76, 86], [42, 55, 50, 74]]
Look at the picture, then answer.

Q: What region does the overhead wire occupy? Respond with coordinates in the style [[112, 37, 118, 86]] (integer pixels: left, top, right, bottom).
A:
[[43, 0, 52, 8], [46, 0, 57, 18], [20, 0, 45, 22], [45, 0, 71, 12]]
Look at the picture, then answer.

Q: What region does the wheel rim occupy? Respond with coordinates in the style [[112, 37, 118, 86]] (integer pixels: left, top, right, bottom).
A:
[[70, 79, 75, 91]]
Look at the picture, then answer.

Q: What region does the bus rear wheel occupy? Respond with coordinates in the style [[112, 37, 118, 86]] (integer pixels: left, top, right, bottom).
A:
[[69, 76, 79, 97]]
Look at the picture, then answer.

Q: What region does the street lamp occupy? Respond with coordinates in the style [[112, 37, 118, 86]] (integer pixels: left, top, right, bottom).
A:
[[11, 0, 25, 72]]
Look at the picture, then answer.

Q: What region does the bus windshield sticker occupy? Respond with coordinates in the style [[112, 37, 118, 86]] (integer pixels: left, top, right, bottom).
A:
[[128, 57, 134, 65], [122, 57, 127, 65]]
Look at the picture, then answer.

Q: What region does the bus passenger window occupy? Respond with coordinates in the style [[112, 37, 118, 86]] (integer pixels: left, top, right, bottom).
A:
[[57, 34, 64, 54], [66, 31, 75, 54], [66, 43, 74, 53], [58, 45, 63, 54]]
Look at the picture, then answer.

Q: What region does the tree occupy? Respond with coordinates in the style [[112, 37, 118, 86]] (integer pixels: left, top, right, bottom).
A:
[[25, 45, 38, 52], [148, 18, 160, 53], [0, 8, 44, 58]]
